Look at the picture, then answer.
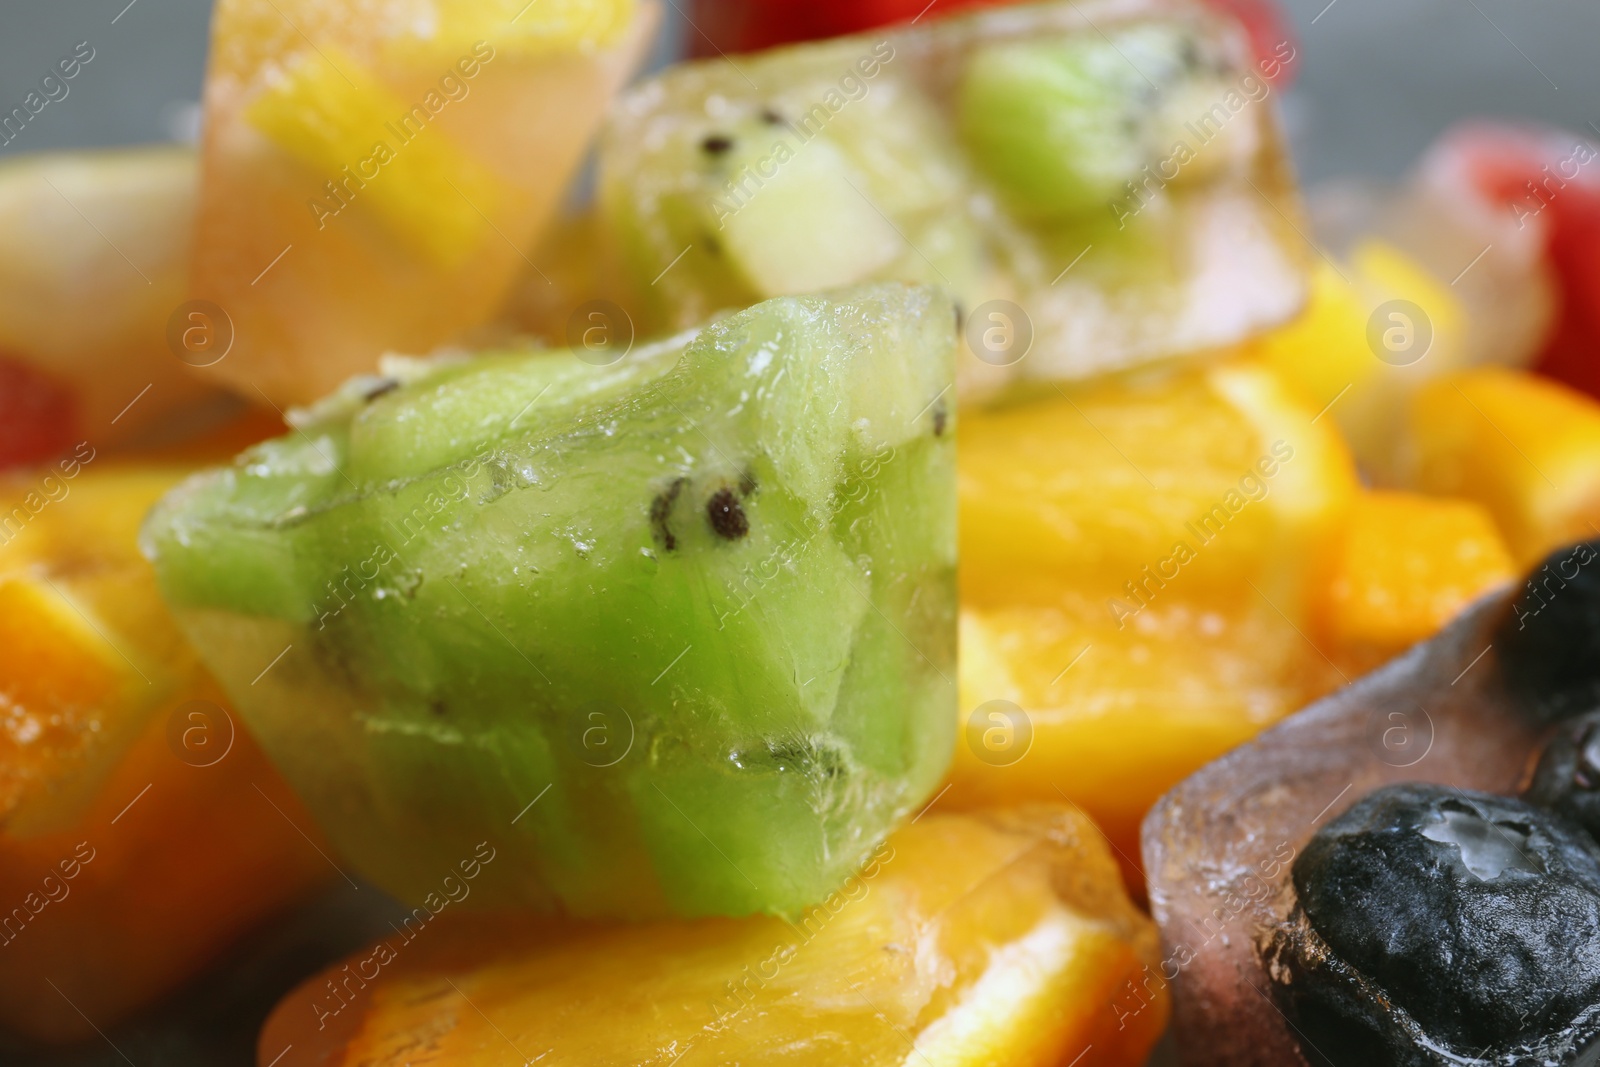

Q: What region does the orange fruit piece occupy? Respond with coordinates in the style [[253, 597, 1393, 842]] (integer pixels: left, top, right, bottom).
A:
[[0, 577, 134, 827], [960, 357, 1357, 621], [954, 356, 1355, 887], [260, 808, 1167, 1067], [1251, 242, 1468, 482], [1319, 491, 1515, 661], [950, 595, 1337, 891], [0, 462, 328, 1043], [1408, 367, 1600, 564]]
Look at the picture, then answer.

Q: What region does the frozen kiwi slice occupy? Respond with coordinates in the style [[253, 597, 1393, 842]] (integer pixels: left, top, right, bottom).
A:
[[957, 23, 1231, 222], [141, 284, 958, 920], [601, 2, 1307, 396], [600, 38, 986, 330]]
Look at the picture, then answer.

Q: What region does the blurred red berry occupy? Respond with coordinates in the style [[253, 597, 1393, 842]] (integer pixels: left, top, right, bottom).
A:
[[1438, 124, 1600, 398], [689, 0, 1299, 86], [0, 356, 79, 470]]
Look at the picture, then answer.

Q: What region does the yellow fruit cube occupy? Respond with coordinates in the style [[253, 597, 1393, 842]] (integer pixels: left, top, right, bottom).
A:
[[1319, 491, 1515, 658], [259, 808, 1168, 1067], [1408, 367, 1600, 563], [960, 357, 1357, 622], [951, 596, 1336, 888], [0, 463, 327, 1043], [0, 576, 133, 827], [1251, 240, 1467, 482]]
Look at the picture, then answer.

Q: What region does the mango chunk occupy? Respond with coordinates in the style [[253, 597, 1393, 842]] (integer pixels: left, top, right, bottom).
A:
[[954, 357, 1353, 887], [960, 358, 1357, 621], [0, 576, 132, 825], [0, 463, 326, 1043], [259, 808, 1166, 1067], [1318, 490, 1515, 662], [1408, 367, 1600, 563], [951, 596, 1334, 888]]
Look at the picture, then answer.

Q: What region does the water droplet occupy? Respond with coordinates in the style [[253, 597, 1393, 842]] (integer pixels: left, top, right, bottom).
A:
[[1422, 807, 1542, 881]]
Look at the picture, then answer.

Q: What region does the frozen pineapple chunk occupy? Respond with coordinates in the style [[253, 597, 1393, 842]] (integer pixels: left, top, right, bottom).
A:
[[244, 48, 509, 267], [0, 148, 223, 456], [1407, 367, 1600, 564], [192, 0, 658, 405], [258, 808, 1166, 1067]]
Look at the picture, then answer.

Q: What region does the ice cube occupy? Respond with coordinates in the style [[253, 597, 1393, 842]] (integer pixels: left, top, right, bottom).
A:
[[598, 0, 1310, 401], [1142, 536, 1600, 1066], [189, 0, 658, 406], [142, 285, 958, 921]]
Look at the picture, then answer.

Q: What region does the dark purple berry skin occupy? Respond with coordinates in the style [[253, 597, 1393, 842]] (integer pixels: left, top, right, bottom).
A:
[[1525, 711, 1600, 842], [1268, 783, 1600, 1066], [706, 488, 749, 541], [1497, 539, 1600, 724]]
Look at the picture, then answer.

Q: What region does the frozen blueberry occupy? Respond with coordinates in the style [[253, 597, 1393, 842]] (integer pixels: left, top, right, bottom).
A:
[[1268, 783, 1600, 1065], [1497, 539, 1600, 724], [1525, 711, 1600, 842]]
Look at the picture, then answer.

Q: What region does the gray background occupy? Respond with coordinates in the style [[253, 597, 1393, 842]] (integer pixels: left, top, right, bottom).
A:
[[1, 0, 1596, 181]]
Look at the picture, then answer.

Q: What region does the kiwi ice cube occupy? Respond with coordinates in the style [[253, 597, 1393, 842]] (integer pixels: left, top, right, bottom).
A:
[[141, 284, 958, 920], [598, 0, 1308, 397], [957, 24, 1231, 221]]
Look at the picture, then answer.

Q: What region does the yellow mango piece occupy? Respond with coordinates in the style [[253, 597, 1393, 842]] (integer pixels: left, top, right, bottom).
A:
[[960, 357, 1357, 621], [950, 596, 1336, 889], [1252, 240, 1467, 481], [1319, 491, 1515, 658], [261, 808, 1166, 1067], [1254, 260, 1379, 410], [1408, 367, 1600, 563], [0, 577, 133, 825], [0, 462, 327, 1043]]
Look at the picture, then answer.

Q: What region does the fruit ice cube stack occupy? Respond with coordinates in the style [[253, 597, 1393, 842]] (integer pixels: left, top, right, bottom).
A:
[[191, 0, 658, 405], [599, 0, 1308, 397]]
